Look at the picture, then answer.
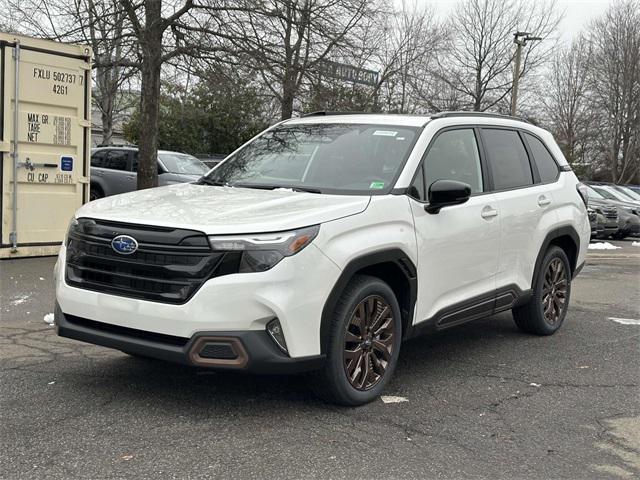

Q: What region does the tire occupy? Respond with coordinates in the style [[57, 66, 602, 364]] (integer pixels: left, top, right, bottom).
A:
[[90, 184, 104, 201], [312, 275, 402, 406], [513, 246, 571, 335], [612, 232, 627, 240]]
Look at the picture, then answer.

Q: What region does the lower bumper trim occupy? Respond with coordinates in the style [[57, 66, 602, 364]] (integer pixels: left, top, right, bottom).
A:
[[54, 303, 325, 374]]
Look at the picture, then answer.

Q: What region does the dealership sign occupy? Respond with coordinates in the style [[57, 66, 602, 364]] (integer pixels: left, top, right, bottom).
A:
[[319, 60, 379, 86]]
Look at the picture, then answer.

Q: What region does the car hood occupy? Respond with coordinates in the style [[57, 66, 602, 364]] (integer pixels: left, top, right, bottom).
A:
[[77, 183, 371, 234]]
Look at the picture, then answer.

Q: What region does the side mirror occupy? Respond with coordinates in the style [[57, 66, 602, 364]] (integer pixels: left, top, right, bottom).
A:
[[158, 163, 166, 174], [425, 179, 471, 214]]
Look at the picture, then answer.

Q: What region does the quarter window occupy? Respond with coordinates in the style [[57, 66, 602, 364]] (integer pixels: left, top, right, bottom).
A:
[[482, 129, 533, 190], [409, 164, 425, 200], [423, 129, 483, 194], [524, 133, 559, 183]]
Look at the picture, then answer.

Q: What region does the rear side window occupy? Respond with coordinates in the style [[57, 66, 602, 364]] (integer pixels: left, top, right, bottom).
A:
[[524, 133, 559, 183], [91, 150, 106, 168], [482, 129, 533, 190], [103, 150, 129, 171]]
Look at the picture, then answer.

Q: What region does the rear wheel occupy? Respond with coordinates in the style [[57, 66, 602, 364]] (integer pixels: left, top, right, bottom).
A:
[[513, 246, 571, 335], [312, 275, 402, 406]]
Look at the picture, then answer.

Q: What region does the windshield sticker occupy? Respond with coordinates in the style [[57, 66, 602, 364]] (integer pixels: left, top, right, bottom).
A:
[[369, 181, 385, 189], [372, 130, 398, 137]]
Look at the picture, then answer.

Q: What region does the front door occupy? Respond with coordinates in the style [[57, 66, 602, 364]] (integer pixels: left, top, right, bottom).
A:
[[408, 127, 501, 327]]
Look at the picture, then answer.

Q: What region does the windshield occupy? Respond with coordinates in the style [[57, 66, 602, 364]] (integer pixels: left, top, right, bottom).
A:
[[590, 185, 618, 200], [202, 123, 420, 194], [159, 153, 209, 175], [587, 186, 605, 200], [613, 185, 640, 201], [600, 185, 636, 202]]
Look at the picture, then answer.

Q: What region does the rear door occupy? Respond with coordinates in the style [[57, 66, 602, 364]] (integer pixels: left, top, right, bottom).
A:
[[103, 149, 134, 194], [480, 128, 558, 293], [409, 127, 501, 327]]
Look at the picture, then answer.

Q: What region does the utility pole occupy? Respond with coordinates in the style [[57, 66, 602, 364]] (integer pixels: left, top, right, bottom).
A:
[[511, 31, 542, 116]]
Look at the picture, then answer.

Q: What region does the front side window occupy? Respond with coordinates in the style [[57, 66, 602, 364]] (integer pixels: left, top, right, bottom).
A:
[[202, 124, 420, 195], [524, 133, 559, 183], [423, 129, 483, 194], [482, 129, 533, 190]]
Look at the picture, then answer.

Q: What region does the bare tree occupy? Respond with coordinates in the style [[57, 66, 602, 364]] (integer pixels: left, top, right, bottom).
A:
[[439, 0, 560, 112], [5, 0, 137, 145], [369, 1, 446, 113], [541, 37, 594, 168], [215, 0, 374, 120], [119, 0, 224, 189], [589, 0, 640, 183]]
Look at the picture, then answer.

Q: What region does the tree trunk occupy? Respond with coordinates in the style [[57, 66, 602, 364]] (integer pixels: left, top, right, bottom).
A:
[[136, 0, 163, 190], [281, 76, 295, 120], [101, 108, 114, 145]]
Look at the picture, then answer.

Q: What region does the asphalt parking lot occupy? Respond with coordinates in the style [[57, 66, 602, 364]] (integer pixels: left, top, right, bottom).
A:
[[1, 240, 639, 479]]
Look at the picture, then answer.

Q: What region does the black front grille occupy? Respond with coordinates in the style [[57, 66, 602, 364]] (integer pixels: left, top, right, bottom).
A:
[[603, 208, 618, 220], [65, 218, 241, 304]]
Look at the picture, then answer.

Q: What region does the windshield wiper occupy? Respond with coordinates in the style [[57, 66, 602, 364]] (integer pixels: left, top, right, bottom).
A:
[[290, 186, 322, 194], [231, 183, 323, 194], [197, 177, 228, 186]]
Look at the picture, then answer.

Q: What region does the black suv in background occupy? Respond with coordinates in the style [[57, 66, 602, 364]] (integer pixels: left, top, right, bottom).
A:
[[587, 183, 640, 239], [90, 146, 209, 200]]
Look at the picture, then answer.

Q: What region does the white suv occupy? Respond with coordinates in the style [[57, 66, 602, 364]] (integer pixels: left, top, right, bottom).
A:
[[54, 112, 590, 405]]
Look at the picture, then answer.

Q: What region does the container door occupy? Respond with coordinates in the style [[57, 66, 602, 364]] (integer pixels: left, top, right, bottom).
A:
[[1, 41, 91, 256]]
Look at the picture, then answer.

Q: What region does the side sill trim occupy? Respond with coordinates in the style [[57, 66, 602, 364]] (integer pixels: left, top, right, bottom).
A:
[[405, 284, 531, 339]]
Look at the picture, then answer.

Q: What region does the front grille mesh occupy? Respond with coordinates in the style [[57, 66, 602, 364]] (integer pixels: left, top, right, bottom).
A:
[[65, 218, 241, 304]]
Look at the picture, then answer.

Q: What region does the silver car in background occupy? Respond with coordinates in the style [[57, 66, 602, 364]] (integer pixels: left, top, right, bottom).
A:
[[89, 146, 209, 200]]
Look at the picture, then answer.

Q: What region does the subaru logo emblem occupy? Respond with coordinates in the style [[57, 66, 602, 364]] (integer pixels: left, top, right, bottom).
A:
[[111, 235, 138, 255]]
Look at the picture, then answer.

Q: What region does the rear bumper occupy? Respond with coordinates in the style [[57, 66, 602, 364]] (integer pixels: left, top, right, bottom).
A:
[[54, 303, 325, 374]]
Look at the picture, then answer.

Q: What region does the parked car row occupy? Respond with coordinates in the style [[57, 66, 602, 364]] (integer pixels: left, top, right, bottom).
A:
[[89, 146, 210, 200], [585, 182, 640, 240]]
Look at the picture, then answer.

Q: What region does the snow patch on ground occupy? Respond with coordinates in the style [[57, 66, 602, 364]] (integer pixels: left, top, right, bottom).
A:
[[10, 294, 30, 305], [632, 241, 640, 247], [588, 242, 621, 250], [43, 313, 55, 326], [381, 395, 409, 404], [608, 317, 640, 326]]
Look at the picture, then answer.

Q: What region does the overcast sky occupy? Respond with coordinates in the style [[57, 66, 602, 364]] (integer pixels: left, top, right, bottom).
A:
[[420, 0, 612, 43]]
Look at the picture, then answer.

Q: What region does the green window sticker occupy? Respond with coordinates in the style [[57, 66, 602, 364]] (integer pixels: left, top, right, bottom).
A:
[[369, 181, 385, 189]]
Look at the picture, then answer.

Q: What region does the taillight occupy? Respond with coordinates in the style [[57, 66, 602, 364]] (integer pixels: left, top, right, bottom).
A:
[[576, 183, 589, 207]]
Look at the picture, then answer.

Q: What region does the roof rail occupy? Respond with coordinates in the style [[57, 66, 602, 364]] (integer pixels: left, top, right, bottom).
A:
[[301, 110, 369, 117], [430, 111, 530, 124], [95, 143, 137, 148]]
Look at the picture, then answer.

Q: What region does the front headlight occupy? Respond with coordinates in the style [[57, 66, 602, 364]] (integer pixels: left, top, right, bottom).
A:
[[64, 216, 79, 246], [208, 225, 320, 273]]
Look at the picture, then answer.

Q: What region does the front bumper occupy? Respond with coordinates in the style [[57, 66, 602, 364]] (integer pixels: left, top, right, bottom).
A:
[[55, 241, 341, 359], [55, 303, 325, 373]]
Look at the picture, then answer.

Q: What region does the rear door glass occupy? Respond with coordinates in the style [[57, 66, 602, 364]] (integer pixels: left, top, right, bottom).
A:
[[482, 129, 533, 190]]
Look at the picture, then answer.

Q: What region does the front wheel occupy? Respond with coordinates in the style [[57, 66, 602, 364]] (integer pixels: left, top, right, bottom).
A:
[[513, 246, 571, 335], [312, 275, 402, 406]]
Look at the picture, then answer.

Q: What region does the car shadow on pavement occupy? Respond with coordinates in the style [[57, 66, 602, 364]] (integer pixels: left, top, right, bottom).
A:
[[62, 311, 529, 412]]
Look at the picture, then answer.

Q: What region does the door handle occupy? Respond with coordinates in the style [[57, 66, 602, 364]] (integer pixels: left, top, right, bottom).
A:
[[481, 206, 498, 219], [538, 196, 551, 207]]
